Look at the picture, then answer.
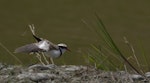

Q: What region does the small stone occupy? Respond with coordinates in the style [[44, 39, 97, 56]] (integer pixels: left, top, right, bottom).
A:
[[130, 74, 144, 80], [65, 66, 80, 71], [145, 72, 150, 78], [0, 75, 9, 79], [28, 64, 55, 70], [17, 73, 31, 79], [0, 63, 5, 70], [29, 73, 56, 82]]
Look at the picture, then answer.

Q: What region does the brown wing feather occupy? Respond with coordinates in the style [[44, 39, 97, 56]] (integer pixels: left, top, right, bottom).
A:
[[48, 41, 59, 50], [14, 43, 43, 53]]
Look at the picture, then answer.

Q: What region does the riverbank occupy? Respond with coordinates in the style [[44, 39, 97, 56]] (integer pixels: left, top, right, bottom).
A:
[[0, 63, 149, 83]]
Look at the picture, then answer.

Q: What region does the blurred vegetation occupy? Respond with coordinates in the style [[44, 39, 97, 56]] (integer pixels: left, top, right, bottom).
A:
[[84, 14, 150, 76]]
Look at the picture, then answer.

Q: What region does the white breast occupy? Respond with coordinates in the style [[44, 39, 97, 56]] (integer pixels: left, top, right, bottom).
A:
[[44, 50, 61, 58]]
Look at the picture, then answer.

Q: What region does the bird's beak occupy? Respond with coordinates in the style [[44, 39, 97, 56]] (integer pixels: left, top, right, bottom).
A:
[[67, 48, 71, 52]]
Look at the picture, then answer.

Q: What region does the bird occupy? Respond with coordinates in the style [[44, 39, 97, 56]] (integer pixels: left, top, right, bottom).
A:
[[15, 26, 70, 64]]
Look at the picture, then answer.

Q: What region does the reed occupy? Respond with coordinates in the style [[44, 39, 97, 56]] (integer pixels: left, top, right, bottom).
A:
[[0, 42, 22, 64], [84, 13, 145, 76]]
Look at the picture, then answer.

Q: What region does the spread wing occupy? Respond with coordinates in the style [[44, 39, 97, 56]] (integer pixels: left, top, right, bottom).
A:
[[14, 43, 44, 53], [33, 35, 43, 42]]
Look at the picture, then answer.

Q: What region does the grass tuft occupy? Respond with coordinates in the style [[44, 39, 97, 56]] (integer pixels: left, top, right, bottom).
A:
[[83, 13, 146, 76]]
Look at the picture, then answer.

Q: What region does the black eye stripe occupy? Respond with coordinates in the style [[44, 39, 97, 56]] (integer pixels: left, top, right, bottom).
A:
[[59, 46, 67, 49]]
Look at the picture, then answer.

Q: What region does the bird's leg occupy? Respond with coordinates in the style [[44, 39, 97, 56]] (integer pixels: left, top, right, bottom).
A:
[[49, 57, 55, 64], [35, 53, 45, 65], [28, 25, 45, 65], [41, 52, 49, 65]]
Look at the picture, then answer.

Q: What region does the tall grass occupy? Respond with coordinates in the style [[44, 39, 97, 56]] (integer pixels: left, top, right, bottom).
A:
[[0, 42, 22, 64], [84, 14, 146, 75]]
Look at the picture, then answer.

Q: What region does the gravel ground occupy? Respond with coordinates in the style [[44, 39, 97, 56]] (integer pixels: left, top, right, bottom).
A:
[[0, 63, 149, 83]]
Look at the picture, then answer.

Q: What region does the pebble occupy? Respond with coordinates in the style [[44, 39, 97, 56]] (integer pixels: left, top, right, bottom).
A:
[[145, 72, 150, 78], [65, 65, 80, 71], [130, 74, 144, 80], [28, 64, 55, 70]]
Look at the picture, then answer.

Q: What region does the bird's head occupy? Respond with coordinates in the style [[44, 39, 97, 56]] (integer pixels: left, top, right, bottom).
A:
[[58, 43, 70, 53]]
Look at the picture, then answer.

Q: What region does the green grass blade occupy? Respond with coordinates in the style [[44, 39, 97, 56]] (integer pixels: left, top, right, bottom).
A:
[[94, 13, 142, 75]]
